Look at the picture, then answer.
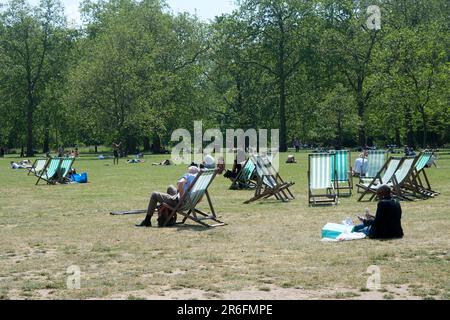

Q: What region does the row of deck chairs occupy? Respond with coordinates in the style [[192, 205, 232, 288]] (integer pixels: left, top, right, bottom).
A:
[[114, 151, 437, 228], [28, 157, 75, 185], [357, 151, 439, 201]]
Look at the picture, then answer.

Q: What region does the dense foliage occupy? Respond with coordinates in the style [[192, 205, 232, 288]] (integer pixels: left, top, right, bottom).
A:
[[1, 0, 448, 155]]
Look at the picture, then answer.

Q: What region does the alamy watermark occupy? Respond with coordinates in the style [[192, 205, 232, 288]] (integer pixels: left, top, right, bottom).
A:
[[171, 121, 280, 170], [367, 5, 381, 30], [66, 265, 81, 290], [366, 265, 381, 291]]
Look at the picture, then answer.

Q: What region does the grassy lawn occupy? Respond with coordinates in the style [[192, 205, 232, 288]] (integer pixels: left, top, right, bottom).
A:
[[0, 152, 449, 300]]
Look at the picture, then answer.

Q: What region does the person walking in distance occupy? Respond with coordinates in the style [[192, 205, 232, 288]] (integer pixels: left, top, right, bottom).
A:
[[113, 142, 122, 165]]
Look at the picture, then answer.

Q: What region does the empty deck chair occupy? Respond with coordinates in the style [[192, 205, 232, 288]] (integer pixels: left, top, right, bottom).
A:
[[162, 169, 226, 228], [357, 157, 403, 202], [389, 156, 419, 201], [358, 150, 388, 192], [244, 154, 295, 204], [308, 153, 338, 206], [35, 158, 62, 185], [230, 158, 257, 190], [408, 151, 439, 197], [28, 159, 48, 176], [58, 158, 76, 183], [330, 150, 353, 197]]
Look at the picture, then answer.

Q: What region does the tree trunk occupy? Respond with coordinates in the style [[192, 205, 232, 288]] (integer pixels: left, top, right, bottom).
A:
[[405, 106, 415, 148], [420, 107, 428, 147], [26, 97, 34, 157], [143, 137, 151, 151], [95, 145, 98, 153], [43, 126, 50, 154], [151, 135, 161, 153], [356, 80, 366, 148], [279, 76, 287, 152], [395, 128, 401, 147]]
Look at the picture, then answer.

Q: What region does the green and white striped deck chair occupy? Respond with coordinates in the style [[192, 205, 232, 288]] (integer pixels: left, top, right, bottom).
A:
[[28, 159, 48, 176], [308, 153, 338, 206], [230, 158, 257, 190], [389, 156, 420, 201], [357, 157, 403, 202], [244, 154, 295, 204], [161, 169, 226, 228], [358, 150, 387, 192], [408, 151, 439, 197], [330, 150, 353, 197], [58, 158, 75, 183], [35, 158, 62, 185]]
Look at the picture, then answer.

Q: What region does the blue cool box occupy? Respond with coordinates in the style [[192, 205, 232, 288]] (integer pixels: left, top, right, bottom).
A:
[[322, 223, 355, 239]]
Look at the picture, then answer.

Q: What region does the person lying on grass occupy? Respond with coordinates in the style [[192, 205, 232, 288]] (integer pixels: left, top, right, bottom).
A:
[[353, 185, 404, 239], [136, 165, 200, 227]]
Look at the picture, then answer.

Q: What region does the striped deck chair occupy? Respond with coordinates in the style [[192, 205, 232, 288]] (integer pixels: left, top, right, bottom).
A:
[[407, 151, 439, 197], [230, 158, 257, 190], [308, 153, 338, 206], [357, 157, 403, 202], [358, 150, 387, 193], [244, 154, 295, 204], [58, 158, 76, 183], [161, 169, 226, 228], [28, 159, 48, 176], [35, 158, 62, 185], [330, 150, 353, 197], [389, 156, 420, 201]]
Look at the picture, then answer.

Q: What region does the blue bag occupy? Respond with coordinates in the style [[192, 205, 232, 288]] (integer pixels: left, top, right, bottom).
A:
[[73, 172, 88, 183]]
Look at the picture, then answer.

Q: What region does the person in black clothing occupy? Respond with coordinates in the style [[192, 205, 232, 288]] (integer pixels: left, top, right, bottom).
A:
[[353, 185, 404, 239]]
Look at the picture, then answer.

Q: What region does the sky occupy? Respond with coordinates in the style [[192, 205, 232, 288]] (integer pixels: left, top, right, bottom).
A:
[[26, 0, 237, 25]]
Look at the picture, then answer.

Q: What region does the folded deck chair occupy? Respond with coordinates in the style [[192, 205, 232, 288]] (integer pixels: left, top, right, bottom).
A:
[[244, 154, 295, 204], [230, 158, 257, 190], [358, 150, 388, 193], [161, 169, 226, 228], [330, 150, 353, 197], [308, 153, 338, 206], [35, 158, 62, 185], [389, 156, 420, 201], [58, 158, 76, 183], [28, 159, 48, 176], [407, 151, 439, 197], [357, 157, 403, 202]]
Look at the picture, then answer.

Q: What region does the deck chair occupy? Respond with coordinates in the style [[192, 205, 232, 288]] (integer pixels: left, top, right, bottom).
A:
[[28, 159, 48, 176], [161, 169, 226, 228], [389, 156, 420, 201], [357, 157, 403, 202], [407, 151, 439, 197], [358, 150, 388, 192], [244, 154, 295, 204], [35, 158, 62, 185], [230, 158, 257, 190], [308, 153, 338, 206], [58, 158, 76, 183], [330, 150, 353, 197]]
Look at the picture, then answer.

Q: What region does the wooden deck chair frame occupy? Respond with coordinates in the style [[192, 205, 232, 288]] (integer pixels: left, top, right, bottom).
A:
[[244, 155, 295, 204], [35, 158, 62, 185], [357, 157, 404, 202], [230, 158, 257, 190], [58, 157, 76, 183], [28, 159, 48, 176], [330, 150, 353, 197], [407, 151, 439, 198], [358, 150, 388, 193], [308, 153, 338, 206], [162, 169, 226, 228]]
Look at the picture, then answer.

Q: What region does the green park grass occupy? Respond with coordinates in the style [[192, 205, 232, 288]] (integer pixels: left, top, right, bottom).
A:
[[0, 152, 449, 300]]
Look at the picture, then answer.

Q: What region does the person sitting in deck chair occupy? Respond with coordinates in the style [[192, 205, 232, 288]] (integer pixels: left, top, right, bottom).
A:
[[353, 185, 404, 239], [136, 165, 200, 227], [223, 158, 243, 181]]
